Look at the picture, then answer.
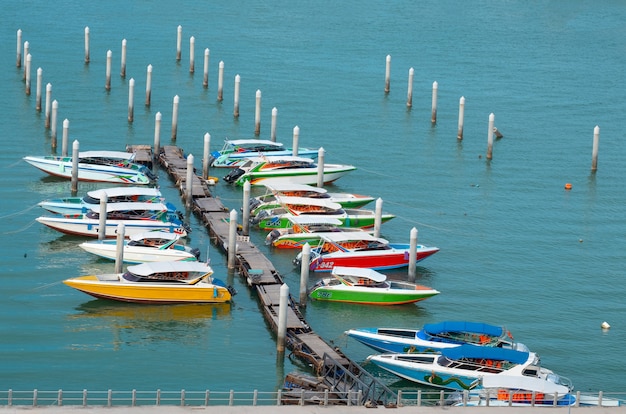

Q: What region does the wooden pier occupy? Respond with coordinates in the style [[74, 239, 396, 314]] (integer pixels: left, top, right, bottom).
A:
[[136, 145, 395, 405]]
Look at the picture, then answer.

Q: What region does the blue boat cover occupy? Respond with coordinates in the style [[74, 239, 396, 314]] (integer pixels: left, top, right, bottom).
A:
[[442, 344, 529, 364], [423, 321, 504, 337]]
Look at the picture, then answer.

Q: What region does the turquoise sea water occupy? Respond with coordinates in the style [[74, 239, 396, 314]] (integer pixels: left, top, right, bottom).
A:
[[1, 0, 625, 395]]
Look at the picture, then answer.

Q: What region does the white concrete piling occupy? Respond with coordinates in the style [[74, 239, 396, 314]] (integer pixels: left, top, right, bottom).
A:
[[176, 25, 182, 61], [44, 83, 52, 128], [62, 119, 69, 156], [373, 198, 383, 239], [36, 68, 42, 111], [71, 140, 79, 193], [127, 78, 135, 122], [270, 107, 278, 142], [16, 29, 22, 68], [145, 64, 152, 106], [84, 27, 90, 64], [316, 147, 325, 188], [25, 54, 31, 95], [22, 42, 28, 80], [153, 112, 162, 157], [114, 223, 125, 274], [203, 48, 210, 88], [384, 55, 391, 93], [120, 39, 127, 78], [277, 283, 289, 353], [233, 74, 240, 117], [202, 132, 211, 179], [487, 113, 495, 160], [185, 154, 194, 208], [98, 197, 107, 241], [50, 100, 58, 148], [254, 90, 262, 136], [299, 243, 311, 307], [408, 227, 418, 281], [217, 61, 224, 101], [591, 125, 600, 171], [292, 126, 300, 157], [242, 181, 251, 236], [431, 81, 438, 124], [406, 68, 414, 108], [189, 36, 195, 73], [171, 95, 179, 140], [105, 50, 112, 90], [227, 209, 238, 269], [457, 96, 465, 140]]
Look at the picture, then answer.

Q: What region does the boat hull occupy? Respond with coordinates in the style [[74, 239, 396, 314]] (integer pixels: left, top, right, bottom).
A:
[[309, 285, 439, 305], [36, 217, 187, 238], [235, 165, 356, 187], [63, 275, 232, 304], [79, 241, 197, 263], [257, 213, 395, 231], [212, 149, 320, 168]]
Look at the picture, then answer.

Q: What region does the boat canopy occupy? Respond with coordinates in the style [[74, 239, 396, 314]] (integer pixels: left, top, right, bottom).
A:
[[87, 187, 162, 199], [423, 321, 505, 338], [265, 183, 327, 194], [246, 155, 315, 163], [319, 232, 388, 243], [225, 139, 283, 147], [442, 344, 529, 364], [287, 216, 343, 226], [276, 196, 342, 210], [332, 266, 387, 283], [128, 261, 213, 277], [88, 202, 169, 213], [129, 231, 180, 242], [78, 151, 135, 160]]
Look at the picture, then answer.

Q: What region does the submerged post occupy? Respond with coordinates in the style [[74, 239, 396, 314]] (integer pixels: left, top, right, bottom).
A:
[[71, 140, 79, 193], [408, 227, 418, 281], [457, 96, 465, 140], [373, 198, 383, 239], [431, 81, 438, 124], [277, 283, 289, 353], [242, 181, 251, 236], [316, 147, 325, 188], [406, 68, 414, 108], [185, 154, 194, 208], [84, 27, 90, 63], [384, 55, 391, 93], [486, 113, 495, 160], [591, 125, 600, 172], [114, 224, 125, 273], [98, 197, 107, 241], [227, 209, 238, 269], [299, 243, 311, 307]]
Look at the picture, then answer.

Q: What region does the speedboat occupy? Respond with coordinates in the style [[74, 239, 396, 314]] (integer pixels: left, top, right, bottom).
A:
[[266, 216, 372, 249], [251, 197, 395, 231], [209, 139, 319, 168], [367, 345, 573, 393], [222, 156, 356, 187], [345, 321, 529, 354], [293, 232, 439, 272], [79, 231, 200, 263], [23, 150, 156, 185], [36, 202, 189, 238], [38, 187, 164, 216], [63, 261, 236, 304], [250, 183, 374, 214], [309, 266, 439, 305]]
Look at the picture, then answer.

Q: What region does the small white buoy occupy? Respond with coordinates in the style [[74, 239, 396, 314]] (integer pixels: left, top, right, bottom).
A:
[[601, 321, 611, 330]]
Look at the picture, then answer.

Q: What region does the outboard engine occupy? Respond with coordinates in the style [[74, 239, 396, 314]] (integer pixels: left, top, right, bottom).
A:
[[250, 209, 269, 225], [190, 247, 201, 260], [249, 198, 262, 210], [223, 168, 245, 183], [265, 229, 281, 245], [142, 166, 158, 181]]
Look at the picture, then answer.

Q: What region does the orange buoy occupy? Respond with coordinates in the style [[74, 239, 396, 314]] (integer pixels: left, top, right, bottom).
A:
[[564, 183, 572, 190]]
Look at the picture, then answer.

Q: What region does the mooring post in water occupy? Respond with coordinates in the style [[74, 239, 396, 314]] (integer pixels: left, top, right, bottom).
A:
[[299, 243, 311, 307], [242, 181, 251, 236], [84, 27, 90, 64], [45, 83, 52, 128], [171, 95, 179, 140], [408, 227, 418, 282], [189, 36, 195, 73], [217, 61, 224, 101], [384, 54, 391, 93], [98, 197, 107, 241], [145, 64, 152, 106], [202, 132, 211, 180], [22, 42, 28, 80], [25, 54, 31, 95], [316, 147, 325, 188], [127, 78, 135, 122], [71, 140, 79, 193], [105, 50, 112, 90], [233, 74, 240, 118], [406, 68, 414, 108], [277, 283, 289, 353], [114, 224, 125, 273], [591, 125, 600, 172], [203, 48, 210, 88], [16, 29, 22, 68], [292, 126, 299, 157], [51, 100, 58, 149], [271, 108, 278, 142], [487, 113, 495, 160], [36, 68, 42, 111], [62, 119, 69, 156], [254, 90, 262, 136], [457, 96, 465, 140], [431, 81, 438, 124], [153, 112, 161, 157], [185, 154, 194, 208], [374, 198, 383, 239], [120, 39, 127, 78], [227, 209, 238, 269], [176, 25, 182, 61]]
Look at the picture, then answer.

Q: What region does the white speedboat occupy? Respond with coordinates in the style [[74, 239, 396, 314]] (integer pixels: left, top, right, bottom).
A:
[[79, 231, 200, 263], [209, 139, 319, 168], [23, 150, 156, 185], [38, 187, 164, 216], [36, 202, 189, 238]]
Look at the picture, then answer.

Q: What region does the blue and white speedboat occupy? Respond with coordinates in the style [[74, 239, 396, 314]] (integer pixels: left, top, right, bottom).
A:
[[209, 139, 319, 168], [346, 321, 529, 354]]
